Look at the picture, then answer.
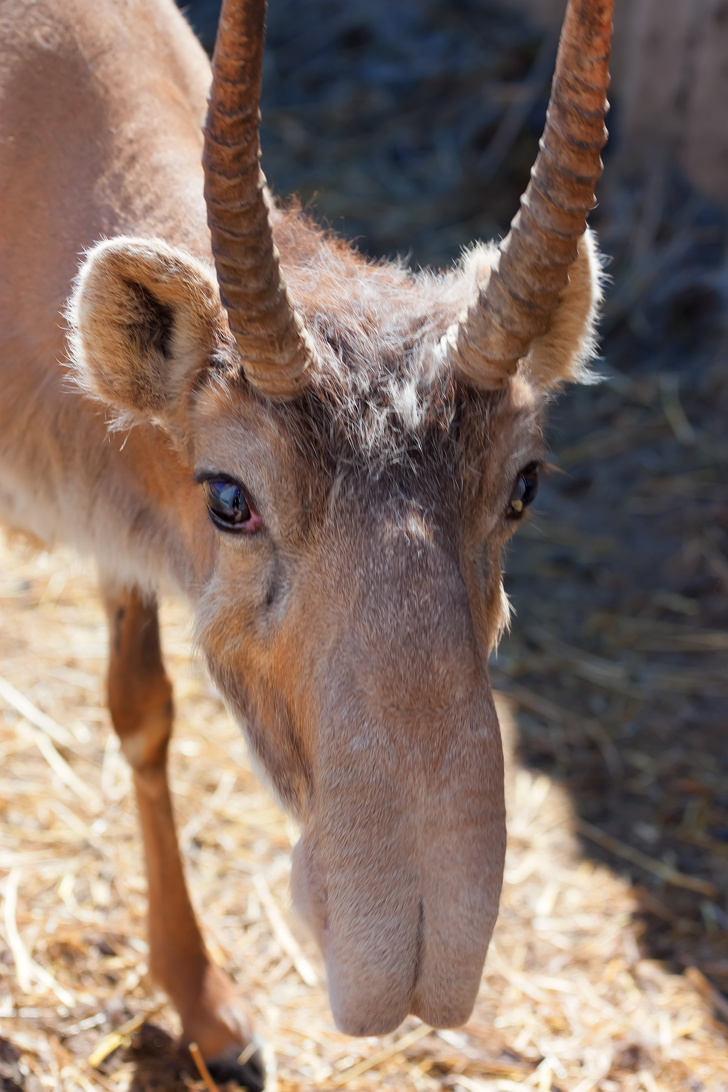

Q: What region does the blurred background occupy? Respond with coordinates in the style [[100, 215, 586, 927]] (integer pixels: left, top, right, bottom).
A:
[[179, 0, 728, 990]]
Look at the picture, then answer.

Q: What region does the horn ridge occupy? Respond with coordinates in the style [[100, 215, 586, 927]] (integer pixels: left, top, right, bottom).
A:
[[203, 0, 315, 399], [447, 0, 613, 389]]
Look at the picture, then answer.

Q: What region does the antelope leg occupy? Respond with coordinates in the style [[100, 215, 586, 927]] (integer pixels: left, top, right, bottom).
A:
[[102, 583, 264, 1090]]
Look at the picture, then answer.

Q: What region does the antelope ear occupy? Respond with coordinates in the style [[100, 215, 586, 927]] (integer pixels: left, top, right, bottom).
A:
[[68, 236, 228, 426], [526, 228, 604, 390]]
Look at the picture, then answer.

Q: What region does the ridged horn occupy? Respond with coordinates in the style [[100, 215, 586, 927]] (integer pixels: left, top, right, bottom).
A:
[[445, 0, 613, 389], [203, 0, 315, 399]]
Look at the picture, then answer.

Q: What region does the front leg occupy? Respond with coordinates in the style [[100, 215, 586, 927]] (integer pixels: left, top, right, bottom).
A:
[[102, 583, 264, 1090]]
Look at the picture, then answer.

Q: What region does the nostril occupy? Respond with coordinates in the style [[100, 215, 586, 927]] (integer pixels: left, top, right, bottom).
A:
[[412, 898, 424, 993]]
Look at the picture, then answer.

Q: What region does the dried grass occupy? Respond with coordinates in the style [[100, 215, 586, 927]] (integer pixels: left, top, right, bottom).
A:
[[1, 531, 727, 1092]]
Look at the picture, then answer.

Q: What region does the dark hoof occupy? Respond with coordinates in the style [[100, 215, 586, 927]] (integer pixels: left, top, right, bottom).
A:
[[206, 1042, 265, 1092]]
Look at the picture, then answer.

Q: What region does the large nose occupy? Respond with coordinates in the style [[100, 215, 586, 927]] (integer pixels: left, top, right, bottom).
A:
[[299, 525, 505, 1036], [308, 680, 505, 1036]]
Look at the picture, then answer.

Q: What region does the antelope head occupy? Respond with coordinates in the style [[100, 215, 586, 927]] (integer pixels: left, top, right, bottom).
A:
[[70, 0, 613, 1037]]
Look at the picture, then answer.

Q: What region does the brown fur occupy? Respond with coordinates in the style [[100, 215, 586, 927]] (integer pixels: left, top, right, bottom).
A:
[[0, 0, 603, 1071]]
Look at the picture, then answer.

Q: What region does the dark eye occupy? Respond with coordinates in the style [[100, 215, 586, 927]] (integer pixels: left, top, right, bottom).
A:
[[507, 463, 539, 520], [202, 477, 261, 534]]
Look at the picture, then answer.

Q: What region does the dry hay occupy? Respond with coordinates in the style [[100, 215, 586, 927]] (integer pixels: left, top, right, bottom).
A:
[[1, 531, 727, 1092]]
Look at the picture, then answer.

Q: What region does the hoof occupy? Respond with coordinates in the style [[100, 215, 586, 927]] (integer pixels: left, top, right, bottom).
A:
[[205, 1042, 266, 1092]]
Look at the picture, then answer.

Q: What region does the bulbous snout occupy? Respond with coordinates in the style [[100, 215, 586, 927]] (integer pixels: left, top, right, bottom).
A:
[[284, 508, 507, 1035], [291, 680, 506, 1036]]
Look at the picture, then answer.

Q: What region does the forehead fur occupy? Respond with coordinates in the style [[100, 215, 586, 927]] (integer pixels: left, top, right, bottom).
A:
[[205, 211, 515, 488]]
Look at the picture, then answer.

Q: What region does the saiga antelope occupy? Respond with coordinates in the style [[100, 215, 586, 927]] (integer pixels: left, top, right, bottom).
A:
[[0, 0, 613, 1086]]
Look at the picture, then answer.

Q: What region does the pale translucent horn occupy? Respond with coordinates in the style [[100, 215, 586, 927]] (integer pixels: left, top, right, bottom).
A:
[[203, 0, 315, 399], [446, 0, 613, 389]]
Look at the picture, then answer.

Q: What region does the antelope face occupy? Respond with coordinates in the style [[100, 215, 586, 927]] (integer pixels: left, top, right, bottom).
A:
[[187, 357, 545, 1035], [69, 0, 612, 1039], [67, 232, 571, 1032]]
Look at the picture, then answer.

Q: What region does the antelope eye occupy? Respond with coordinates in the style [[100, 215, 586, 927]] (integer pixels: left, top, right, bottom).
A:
[[507, 464, 539, 520], [202, 477, 260, 533]]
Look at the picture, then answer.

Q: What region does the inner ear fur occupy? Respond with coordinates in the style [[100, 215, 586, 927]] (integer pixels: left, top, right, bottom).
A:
[[68, 236, 225, 425], [525, 228, 604, 389]]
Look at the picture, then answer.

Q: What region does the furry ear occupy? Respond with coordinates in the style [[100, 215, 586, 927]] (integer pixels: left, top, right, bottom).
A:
[[68, 237, 227, 426], [525, 228, 604, 389]]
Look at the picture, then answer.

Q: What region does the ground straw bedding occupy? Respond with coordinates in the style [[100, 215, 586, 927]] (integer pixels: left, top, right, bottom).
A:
[[0, 533, 726, 1091]]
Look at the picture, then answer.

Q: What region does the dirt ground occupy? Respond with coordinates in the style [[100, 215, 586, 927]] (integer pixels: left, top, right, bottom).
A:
[[1, 0, 727, 1089]]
